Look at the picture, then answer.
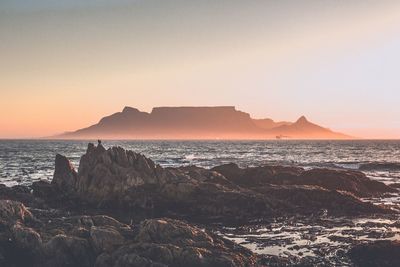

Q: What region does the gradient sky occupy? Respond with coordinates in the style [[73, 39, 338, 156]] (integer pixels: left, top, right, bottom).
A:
[[1, 0, 400, 138]]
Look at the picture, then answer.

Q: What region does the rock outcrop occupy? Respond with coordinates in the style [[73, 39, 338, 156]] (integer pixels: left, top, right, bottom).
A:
[[0, 200, 258, 267], [96, 218, 258, 267], [49, 143, 393, 222], [53, 154, 78, 193], [50, 143, 276, 222], [212, 163, 396, 197]]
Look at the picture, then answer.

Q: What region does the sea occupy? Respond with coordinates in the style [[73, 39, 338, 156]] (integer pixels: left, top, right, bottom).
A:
[[1, 140, 399, 186]]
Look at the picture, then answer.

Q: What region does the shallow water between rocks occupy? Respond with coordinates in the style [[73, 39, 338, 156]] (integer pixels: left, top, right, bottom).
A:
[[215, 215, 400, 265]]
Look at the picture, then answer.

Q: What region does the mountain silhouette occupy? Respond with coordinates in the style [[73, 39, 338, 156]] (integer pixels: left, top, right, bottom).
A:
[[268, 115, 348, 139], [57, 106, 351, 139]]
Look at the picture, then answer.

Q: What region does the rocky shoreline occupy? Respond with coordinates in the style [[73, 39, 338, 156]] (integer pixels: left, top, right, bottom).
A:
[[1, 142, 399, 266]]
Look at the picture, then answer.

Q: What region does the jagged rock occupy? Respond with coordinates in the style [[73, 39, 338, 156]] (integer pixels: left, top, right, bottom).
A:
[[74, 144, 163, 203], [58, 143, 234, 204], [52, 154, 78, 193], [348, 240, 400, 267], [51, 144, 277, 221], [50, 144, 392, 222]]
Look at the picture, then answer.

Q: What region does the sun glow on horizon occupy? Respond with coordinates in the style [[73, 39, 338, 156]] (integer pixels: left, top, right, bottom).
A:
[[1, 0, 400, 138]]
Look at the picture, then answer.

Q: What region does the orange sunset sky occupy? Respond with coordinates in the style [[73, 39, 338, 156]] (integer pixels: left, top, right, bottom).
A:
[[1, 0, 400, 139]]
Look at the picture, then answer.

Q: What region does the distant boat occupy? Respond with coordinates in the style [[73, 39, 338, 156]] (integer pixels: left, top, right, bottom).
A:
[[276, 135, 290, 140]]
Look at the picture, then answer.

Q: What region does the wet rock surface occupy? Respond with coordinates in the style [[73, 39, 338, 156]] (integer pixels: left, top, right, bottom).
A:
[[348, 240, 400, 267], [0, 143, 399, 266], [219, 215, 400, 266]]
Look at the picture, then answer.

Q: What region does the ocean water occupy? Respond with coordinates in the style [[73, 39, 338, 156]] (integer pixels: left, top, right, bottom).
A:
[[1, 140, 400, 186]]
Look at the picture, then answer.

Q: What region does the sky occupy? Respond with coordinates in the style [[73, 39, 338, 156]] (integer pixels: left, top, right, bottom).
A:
[[1, 0, 400, 139]]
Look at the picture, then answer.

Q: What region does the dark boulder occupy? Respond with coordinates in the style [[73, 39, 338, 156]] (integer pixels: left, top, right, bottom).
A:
[[349, 240, 400, 267], [254, 184, 389, 216], [0, 185, 43, 208], [12, 223, 42, 251], [212, 163, 395, 197], [98, 218, 259, 267], [90, 226, 125, 253], [211, 163, 303, 187], [43, 234, 94, 267], [299, 168, 396, 197]]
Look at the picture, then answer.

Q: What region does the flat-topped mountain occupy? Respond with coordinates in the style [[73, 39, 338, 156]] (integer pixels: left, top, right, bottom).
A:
[[57, 106, 350, 139]]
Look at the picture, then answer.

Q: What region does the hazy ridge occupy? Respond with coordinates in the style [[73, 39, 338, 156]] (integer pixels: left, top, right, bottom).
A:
[[57, 106, 350, 139]]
